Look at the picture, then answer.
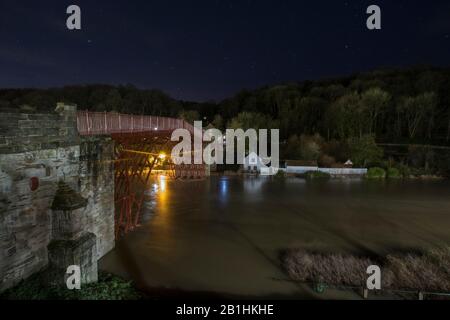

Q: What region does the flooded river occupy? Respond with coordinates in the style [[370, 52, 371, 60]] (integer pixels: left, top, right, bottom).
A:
[[100, 176, 450, 299]]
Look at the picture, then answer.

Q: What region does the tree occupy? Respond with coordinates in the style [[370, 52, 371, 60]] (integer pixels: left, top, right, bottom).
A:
[[211, 114, 224, 130], [359, 88, 391, 135], [284, 134, 323, 161], [327, 93, 361, 139], [227, 112, 275, 131], [294, 97, 327, 135], [105, 88, 122, 112], [397, 92, 437, 139], [284, 135, 302, 159], [299, 134, 322, 161], [347, 135, 383, 167], [447, 110, 450, 142], [178, 110, 200, 124]]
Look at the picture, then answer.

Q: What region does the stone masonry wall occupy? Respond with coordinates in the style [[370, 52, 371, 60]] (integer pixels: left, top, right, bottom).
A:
[[0, 105, 115, 292], [79, 136, 115, 259]]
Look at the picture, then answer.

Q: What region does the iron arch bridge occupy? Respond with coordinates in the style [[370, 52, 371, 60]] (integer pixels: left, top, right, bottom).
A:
[[77, 111, 206, 238]]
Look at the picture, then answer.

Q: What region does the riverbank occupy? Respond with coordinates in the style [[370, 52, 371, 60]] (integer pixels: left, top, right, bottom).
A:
[[225, 168, 448, 180], [282, 247, 450, 300]]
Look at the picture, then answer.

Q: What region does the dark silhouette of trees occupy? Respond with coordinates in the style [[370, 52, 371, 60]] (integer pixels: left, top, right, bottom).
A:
[[1, 66, 449, 172]]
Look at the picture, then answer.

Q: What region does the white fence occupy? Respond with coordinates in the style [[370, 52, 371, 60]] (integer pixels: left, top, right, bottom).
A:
[[317, 168, 368, 175], [286, 166, 319, 174], [285, 166, 367, 176]]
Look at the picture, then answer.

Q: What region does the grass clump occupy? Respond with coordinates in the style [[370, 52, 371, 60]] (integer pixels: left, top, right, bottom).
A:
[[282, 247, 450, 293], [366, 167, 386, 179], [1, 271, 142, 300], [383, 247, 450, 291], [396, 163, 411, 178], [387, 167, 402, 179], [283, 250, 375, 287], [273, 170, 286, 180]]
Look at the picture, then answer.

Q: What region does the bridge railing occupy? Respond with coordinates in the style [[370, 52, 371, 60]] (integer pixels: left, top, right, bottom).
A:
[[77, 111, 195, 135]]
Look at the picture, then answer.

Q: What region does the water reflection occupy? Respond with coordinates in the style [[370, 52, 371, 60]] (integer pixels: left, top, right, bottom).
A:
[[157, 175, 169, 216], [243, 177, 266, 193], [143, 175, 169, 221], [219, 177, 228, 200], [159, 175, 167, 192]]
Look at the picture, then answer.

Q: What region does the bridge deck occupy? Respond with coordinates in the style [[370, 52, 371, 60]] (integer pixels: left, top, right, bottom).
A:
[[77, 111, 194, 135]]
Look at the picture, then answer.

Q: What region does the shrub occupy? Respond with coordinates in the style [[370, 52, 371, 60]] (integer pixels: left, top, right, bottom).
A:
[[387, 167, 402, 179], [322, 140, 350, 163], [285, 134, 324, 161], [283, 250, 375, 287], [274, 170, 286, 180], [384, 248, 450, 292], [318, 154, 336, 167], [305, 171, 331, 180], [366, 167, 386, 179], [396, 163, 411, 178], [1, 271, 142, 300], [427, 246, 450, 276], [282, 247, 450, 293], [347, 135, 383, 167]]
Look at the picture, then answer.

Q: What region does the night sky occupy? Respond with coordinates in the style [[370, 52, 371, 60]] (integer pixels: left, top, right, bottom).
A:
[[1, 0, 449, 101]]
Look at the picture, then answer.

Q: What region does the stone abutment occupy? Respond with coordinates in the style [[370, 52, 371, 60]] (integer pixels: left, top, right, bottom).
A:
[[0, 104, 115, 292]]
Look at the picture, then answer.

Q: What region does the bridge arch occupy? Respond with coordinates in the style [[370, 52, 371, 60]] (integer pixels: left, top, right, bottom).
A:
[[77, 111, 207, 237]]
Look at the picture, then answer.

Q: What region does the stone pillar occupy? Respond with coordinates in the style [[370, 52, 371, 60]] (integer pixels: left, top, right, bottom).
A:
[[47, 181, 98, 286]]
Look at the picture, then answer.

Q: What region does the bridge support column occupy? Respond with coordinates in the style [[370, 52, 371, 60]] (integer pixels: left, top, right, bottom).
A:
[[47, 181, 98, 286]]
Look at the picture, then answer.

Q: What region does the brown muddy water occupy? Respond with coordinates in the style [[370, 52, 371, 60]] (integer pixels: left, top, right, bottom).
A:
[[100, 176, 450, 299]]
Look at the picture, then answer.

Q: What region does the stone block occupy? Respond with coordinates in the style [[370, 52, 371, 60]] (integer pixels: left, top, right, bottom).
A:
[[47, 232, 98, 286]]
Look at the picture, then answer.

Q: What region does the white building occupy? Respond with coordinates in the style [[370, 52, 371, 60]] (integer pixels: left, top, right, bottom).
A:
[[242, 152, 277, 175], [243, 152, 263, 172]]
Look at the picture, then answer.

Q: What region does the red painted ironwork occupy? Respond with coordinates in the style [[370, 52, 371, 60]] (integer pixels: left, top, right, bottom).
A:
[[112, 131, 174, 237], [76, 111, 206, 238], [77, 111, 195, 136]]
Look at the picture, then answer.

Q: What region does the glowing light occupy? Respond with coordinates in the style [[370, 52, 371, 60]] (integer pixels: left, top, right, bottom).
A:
[[159, 152, 166, 160]]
